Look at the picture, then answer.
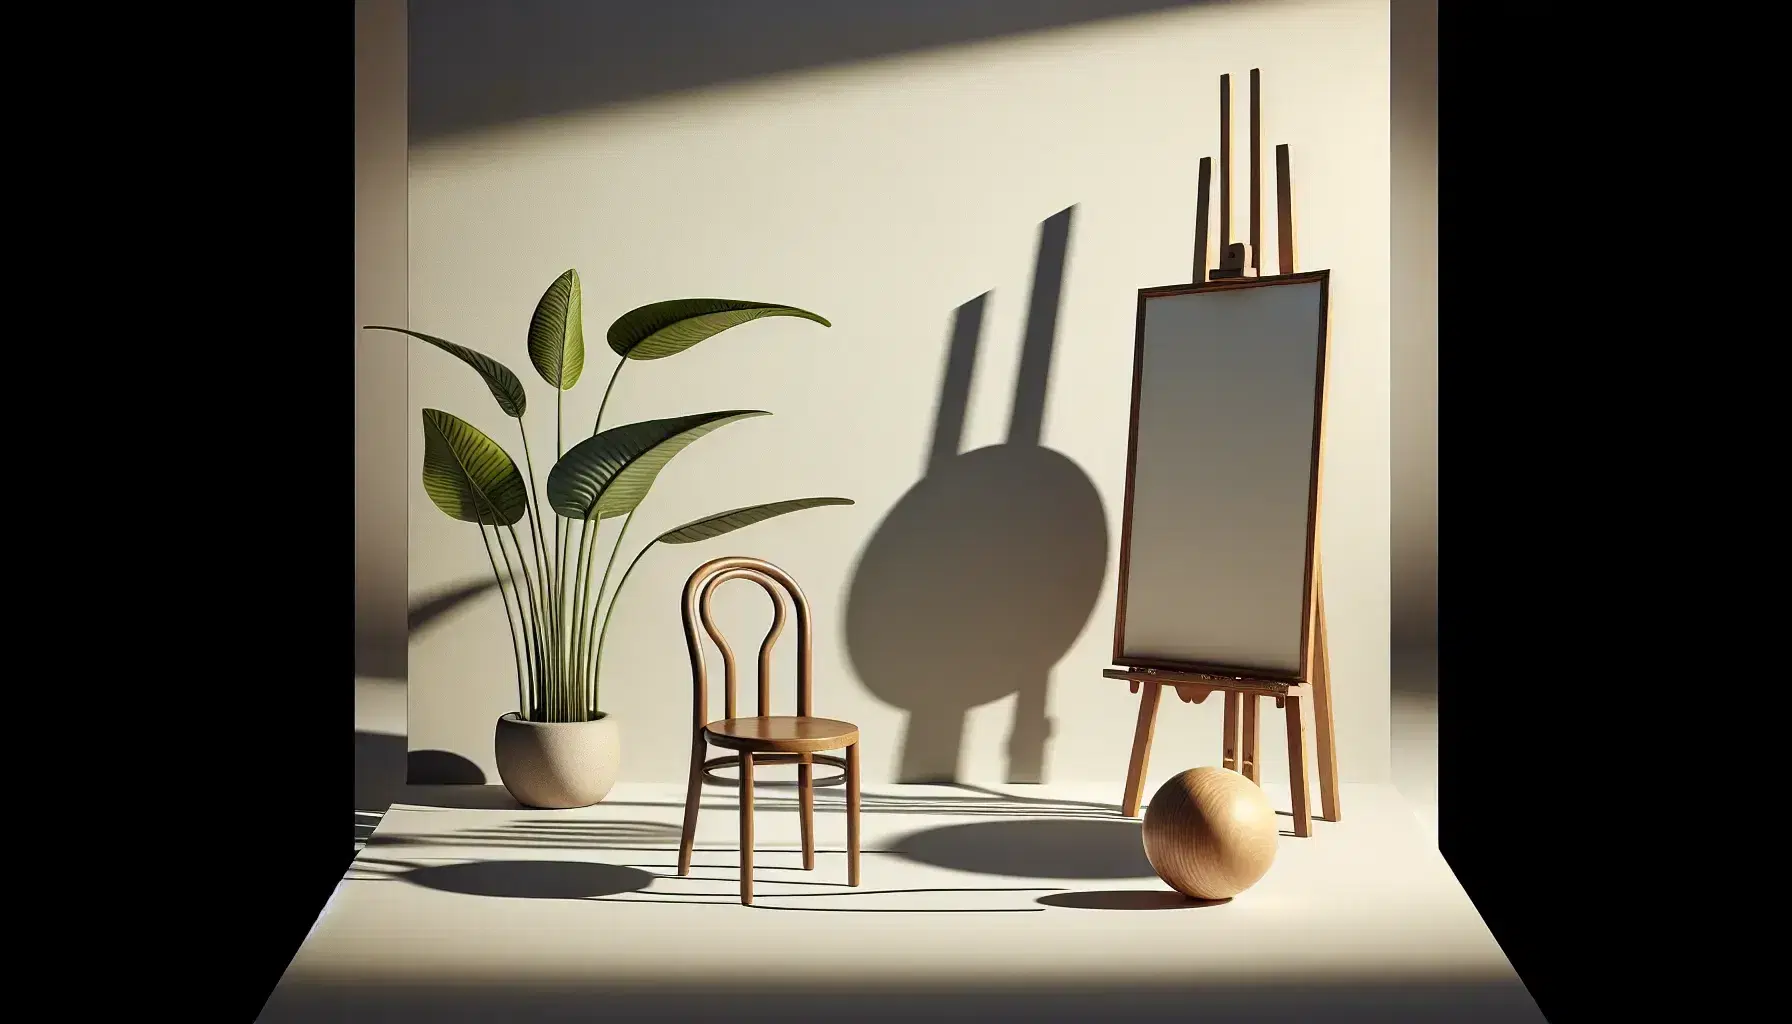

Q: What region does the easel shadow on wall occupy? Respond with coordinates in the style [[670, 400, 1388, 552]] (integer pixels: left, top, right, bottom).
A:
[[845, 207, 1108, 784]]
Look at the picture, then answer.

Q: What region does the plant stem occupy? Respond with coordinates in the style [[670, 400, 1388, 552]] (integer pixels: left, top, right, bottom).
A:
[[570, 514, 602, 716], [592, 358, 625, 436], [543, 514, 561, 720], [488, 522, 540, 718], [590, 531, 656, 716], [555, 389, 562, 710], [516, 427, 555, 598], [554, 517, 577, 717], [554, 384, 564, 570], [551, 389, 565, 715], [513, 426, 561, 717], [584, 513, 637, 715], [477, 518, 529, 717], [502, 524, 548, 720], [518, 500, 557, 714], [523, 421, 566, 717]]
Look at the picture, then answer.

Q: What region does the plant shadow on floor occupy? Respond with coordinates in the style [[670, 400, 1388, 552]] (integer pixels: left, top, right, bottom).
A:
[[357, 732, 489, 815]]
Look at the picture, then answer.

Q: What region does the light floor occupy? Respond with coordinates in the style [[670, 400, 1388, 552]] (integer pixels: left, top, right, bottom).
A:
[[355, 675, 1443, 851], [275, 773, 1533, 1023], [1390, 643, 1440, 846], [1391, 687, 1438, 843]]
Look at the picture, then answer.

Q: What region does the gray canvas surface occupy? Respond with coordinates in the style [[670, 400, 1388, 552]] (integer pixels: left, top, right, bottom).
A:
[[1120, 280, 1325, 676]]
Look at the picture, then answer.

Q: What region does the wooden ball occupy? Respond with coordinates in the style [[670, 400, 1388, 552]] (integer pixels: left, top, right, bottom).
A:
[[1141, 767, 1279, 899]]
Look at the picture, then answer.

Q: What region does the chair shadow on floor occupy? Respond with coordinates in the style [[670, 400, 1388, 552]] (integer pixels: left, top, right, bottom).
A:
[[359, 782, 1282, 910], [351, 855, 1060, 913], [367, 784, 1168, 859], [353, 854, 1222, 914], [397, 779, 1126, 815]]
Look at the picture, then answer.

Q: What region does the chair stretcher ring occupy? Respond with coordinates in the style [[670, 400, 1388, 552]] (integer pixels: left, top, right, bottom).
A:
[[701, 752, 849, 788]]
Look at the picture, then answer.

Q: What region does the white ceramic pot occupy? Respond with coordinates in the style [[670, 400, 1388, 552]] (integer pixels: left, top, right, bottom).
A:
[[493, 712, 621, 809]]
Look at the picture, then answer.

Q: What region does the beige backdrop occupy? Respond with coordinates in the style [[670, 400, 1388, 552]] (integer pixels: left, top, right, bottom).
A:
[[402, 0, 1393, 788]]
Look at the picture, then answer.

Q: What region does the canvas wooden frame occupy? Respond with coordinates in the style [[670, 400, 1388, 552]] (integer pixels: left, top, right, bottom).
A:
[[1110, 269, 1332, 686]]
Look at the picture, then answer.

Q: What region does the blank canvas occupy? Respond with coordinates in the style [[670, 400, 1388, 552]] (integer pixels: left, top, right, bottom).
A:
[[1117, 274, 1328, 679]]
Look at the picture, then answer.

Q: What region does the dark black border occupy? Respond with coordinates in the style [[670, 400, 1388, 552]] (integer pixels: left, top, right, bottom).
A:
[[112, 4, 355, 1018], [1437, 9, 1627, 1021]]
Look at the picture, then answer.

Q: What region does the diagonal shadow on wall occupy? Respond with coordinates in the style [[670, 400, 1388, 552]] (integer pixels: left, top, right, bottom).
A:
[[408, 0, 1221, 144], [846, 207, 1108, 784], [408, 579, 502, 634]]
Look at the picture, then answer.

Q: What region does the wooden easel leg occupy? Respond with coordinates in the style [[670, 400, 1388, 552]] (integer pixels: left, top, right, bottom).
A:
[[1312, 580, 1342, 822], [1121, 681, 1163, 817], [1284, 693, 1313, 838], [1241, 695, 1261, 783], [1221, 691, 1242, 772]]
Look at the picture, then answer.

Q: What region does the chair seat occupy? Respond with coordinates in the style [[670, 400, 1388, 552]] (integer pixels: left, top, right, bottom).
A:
[[704, 715, 860, 754]]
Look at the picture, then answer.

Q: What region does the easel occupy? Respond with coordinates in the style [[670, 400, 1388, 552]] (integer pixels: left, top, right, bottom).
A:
[[1110, 68, 1341, 838]]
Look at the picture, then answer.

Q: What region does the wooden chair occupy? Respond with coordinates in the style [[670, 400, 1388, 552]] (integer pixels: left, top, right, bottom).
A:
[[675, 555, 862, 905]]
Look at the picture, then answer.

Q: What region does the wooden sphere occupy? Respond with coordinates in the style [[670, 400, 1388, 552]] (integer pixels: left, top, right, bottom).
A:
[[1141, 767, 1279, 900]]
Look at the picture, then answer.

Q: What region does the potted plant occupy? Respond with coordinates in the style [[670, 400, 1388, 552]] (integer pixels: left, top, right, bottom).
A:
[[369, 270, 852, 809]]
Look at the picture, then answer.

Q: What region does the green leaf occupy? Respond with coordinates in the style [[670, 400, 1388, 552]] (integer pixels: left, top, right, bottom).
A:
[[366, 326, 528, 418], [420, 409, 530, 526], [527, 269, 585, 390], [606, 299, 830, 361], [655, 497, 855, 544], [547, 410, 769, 520]]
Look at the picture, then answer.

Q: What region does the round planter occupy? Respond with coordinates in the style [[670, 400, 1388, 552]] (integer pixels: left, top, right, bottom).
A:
[[493, 712, 621, 809]]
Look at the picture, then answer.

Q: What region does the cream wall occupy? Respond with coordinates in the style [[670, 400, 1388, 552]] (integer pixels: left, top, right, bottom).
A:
[[405, 0, 1392, 787]]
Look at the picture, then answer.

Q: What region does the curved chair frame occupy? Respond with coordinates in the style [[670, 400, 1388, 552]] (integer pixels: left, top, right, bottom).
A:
[[676, 556, 862, 904]]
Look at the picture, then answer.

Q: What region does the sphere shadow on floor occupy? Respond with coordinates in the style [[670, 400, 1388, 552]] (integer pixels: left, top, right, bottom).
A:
[[1036, 890, 1229, 911]]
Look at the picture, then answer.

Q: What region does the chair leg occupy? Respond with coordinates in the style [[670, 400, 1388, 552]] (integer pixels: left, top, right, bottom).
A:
[[739, 751, 756, 905], [799, 753, 816, 870], [845, 742, 861, 887], [1121, 681, 1163, 817], [1284, 694, 1312, 838], [677, 734, 705, 877]]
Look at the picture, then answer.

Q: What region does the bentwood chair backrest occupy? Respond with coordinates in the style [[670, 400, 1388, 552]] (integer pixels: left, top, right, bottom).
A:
[[680, 556, 815, 730]]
